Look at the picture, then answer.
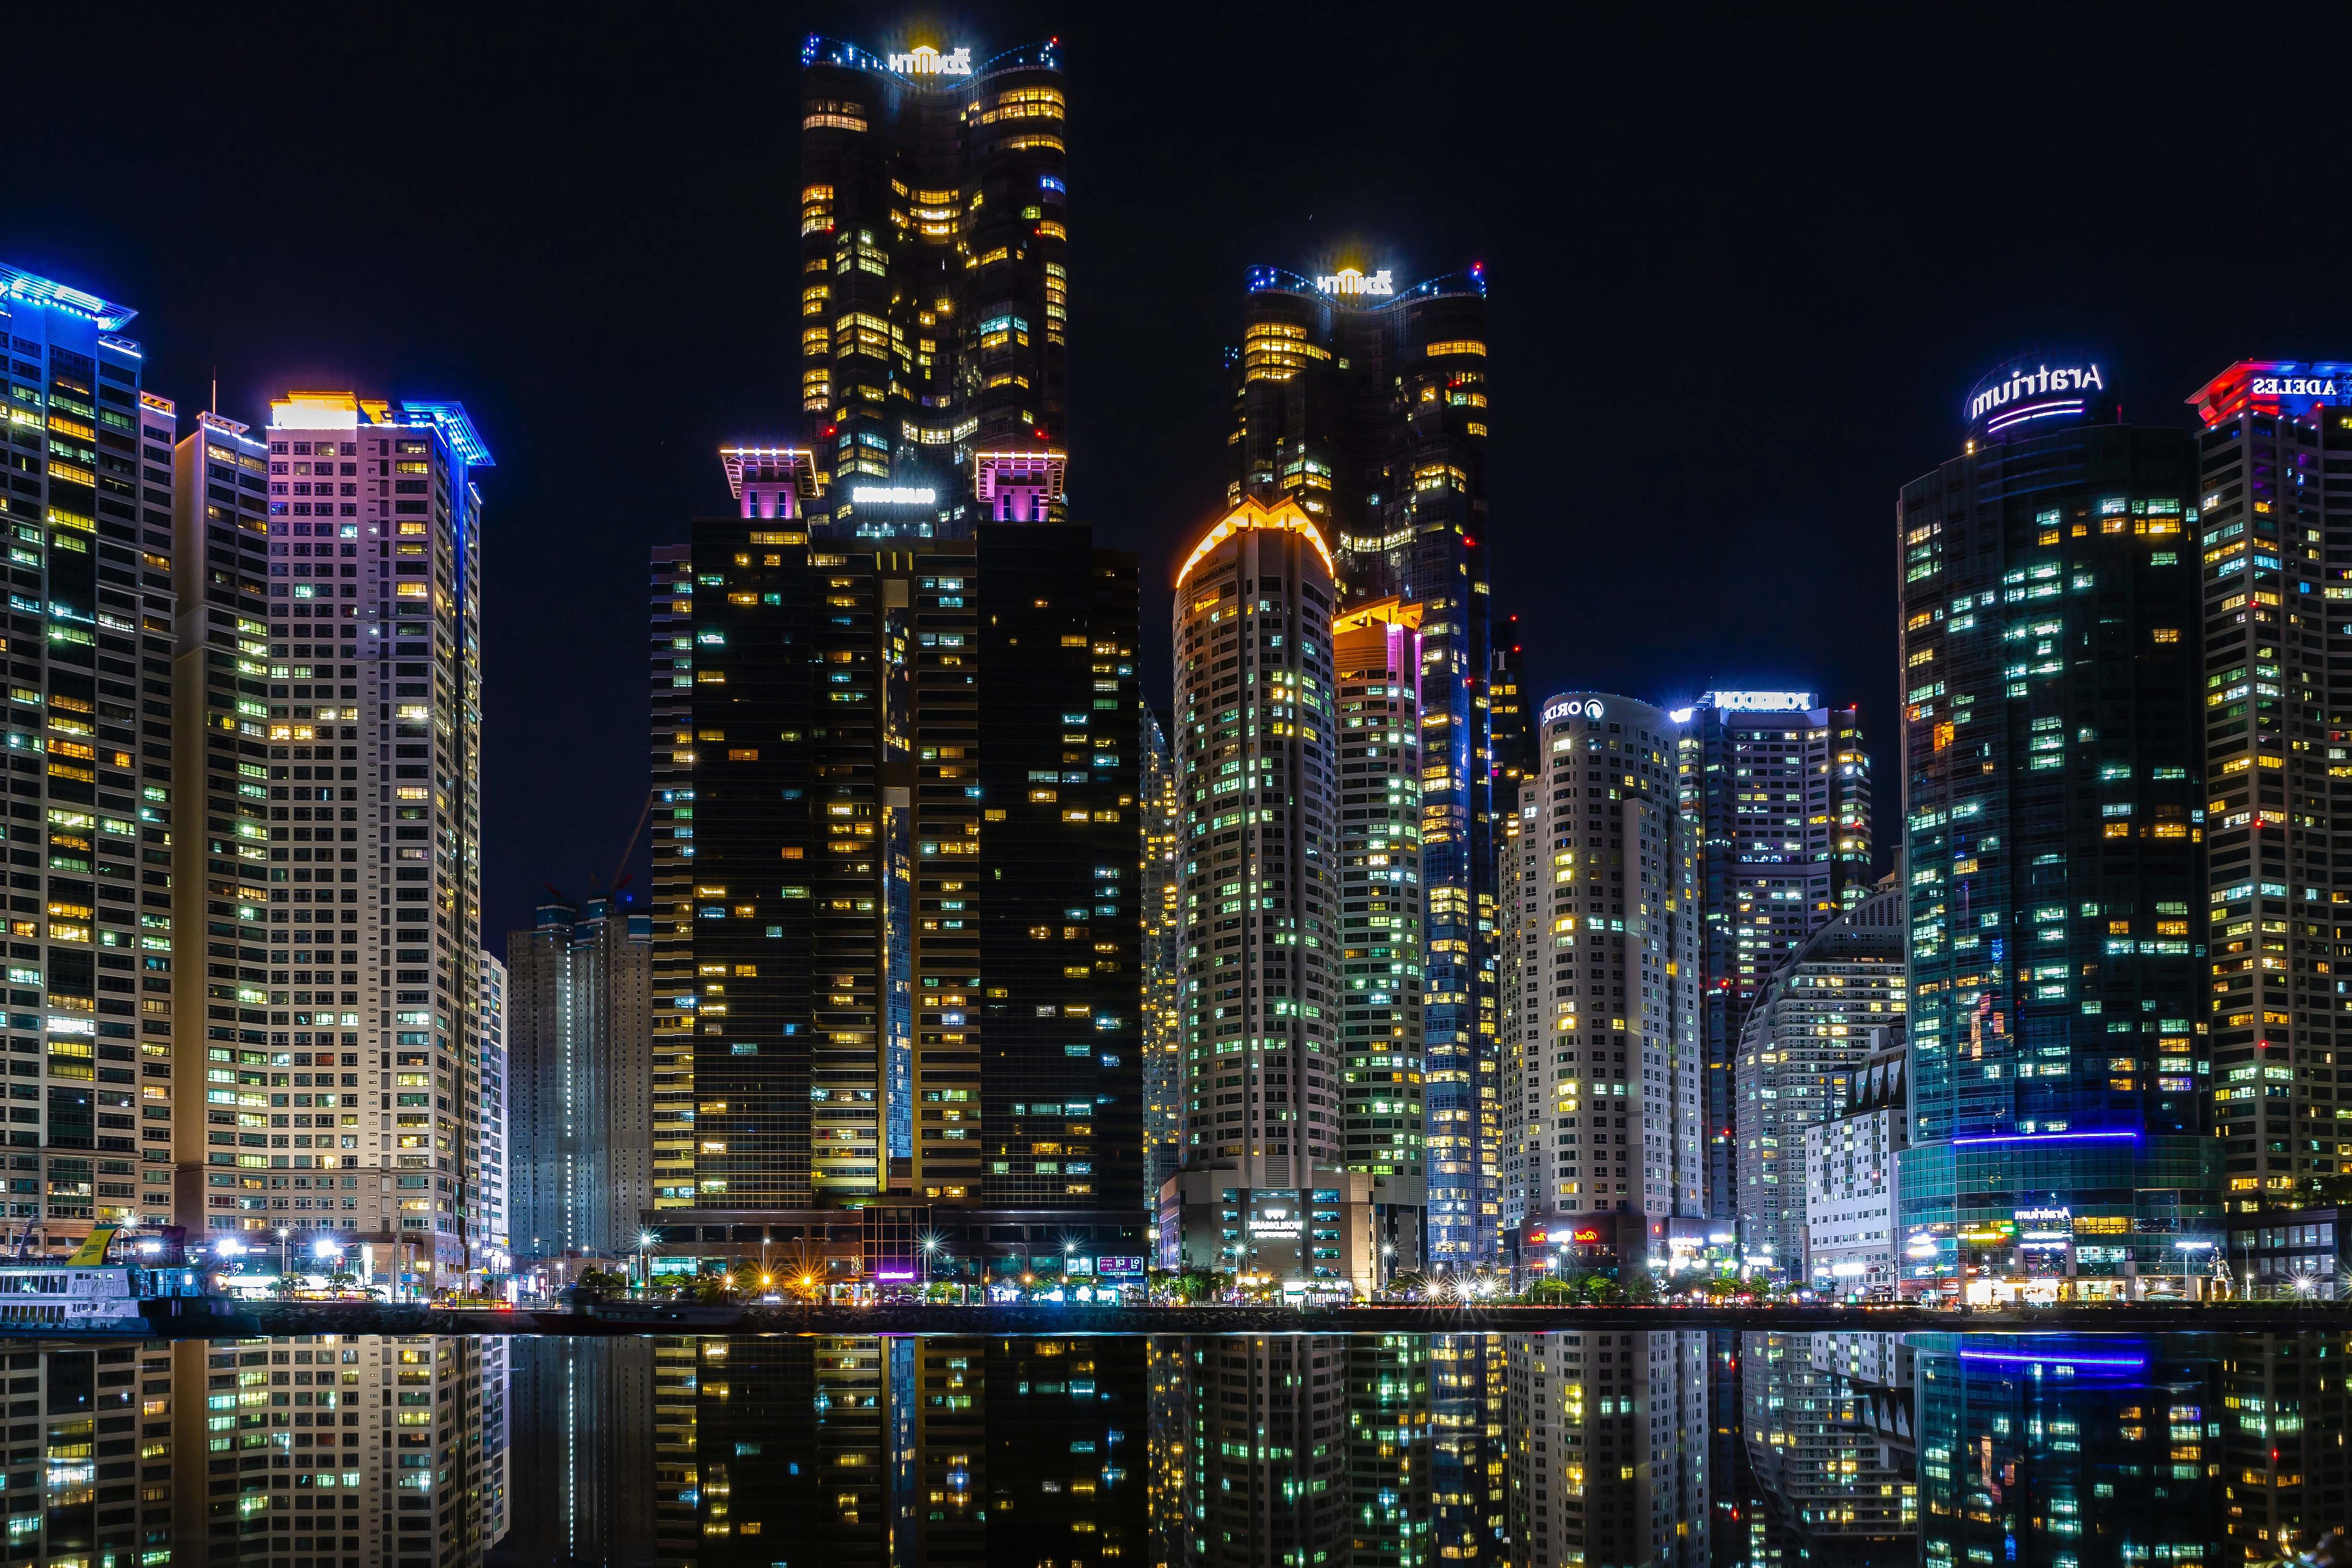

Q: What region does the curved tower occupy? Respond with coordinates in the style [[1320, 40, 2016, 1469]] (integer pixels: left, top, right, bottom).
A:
[[1500, 694, 1703, 1249], [1895, 354, 2212, 1301], [1171, 499, 1341, 1190], [1156, 499, 1426, 1290], [798, 35, 1069, 538]]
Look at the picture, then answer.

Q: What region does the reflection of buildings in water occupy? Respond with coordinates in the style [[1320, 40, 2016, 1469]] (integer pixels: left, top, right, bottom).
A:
[[1428, 1334, 1507, 1564], [1733, 1332, 1914, 1566], [498, 1335, 655, 1566], [1506, 1331, 1709, 1568], [2219, 1333, 2352, 1564], [1155, 1334, 1349, 1566], [1147, 1333, 1508, 1568], [171, 1335, 499, 1567], [639, 1334, 1138, 1567], [1911, 1335, 2221, 1568]]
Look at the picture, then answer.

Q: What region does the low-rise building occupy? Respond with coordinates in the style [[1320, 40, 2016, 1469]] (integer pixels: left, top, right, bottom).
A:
[[1803, 1043, 1906, 1293]]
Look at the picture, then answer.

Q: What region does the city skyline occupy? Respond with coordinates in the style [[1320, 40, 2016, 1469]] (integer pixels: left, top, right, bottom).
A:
[[16, 7, 2347, 950], [15, 13, 2352, 1296]]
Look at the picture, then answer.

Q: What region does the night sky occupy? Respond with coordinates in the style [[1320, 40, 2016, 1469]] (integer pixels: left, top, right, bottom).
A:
[[10, 4, 2351, 948]]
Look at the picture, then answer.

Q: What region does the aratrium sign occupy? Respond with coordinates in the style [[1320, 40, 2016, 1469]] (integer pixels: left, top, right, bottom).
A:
[[1967, 362, 2104, 422], [888, 45, 972, 75], [1314, 268, 1394, 297]]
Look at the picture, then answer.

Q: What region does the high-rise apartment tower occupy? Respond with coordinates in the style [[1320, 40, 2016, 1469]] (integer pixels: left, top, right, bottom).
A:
[[251, 389, 492, 1284], [2184, 363, 2352, 1231], [1498, 694, 1704, 1248], [0, 264, 179, 1245], [1229, 261, 1497, 1263]]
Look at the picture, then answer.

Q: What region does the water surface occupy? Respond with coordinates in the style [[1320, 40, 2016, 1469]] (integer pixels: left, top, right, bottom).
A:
[[0, 1329, 2334, 1565]]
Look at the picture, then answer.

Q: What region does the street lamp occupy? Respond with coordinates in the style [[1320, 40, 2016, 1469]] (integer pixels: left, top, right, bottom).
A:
[[276, 1226, 291, 1281], [636, 1229, 659, 1292], [921, 1235, 938, 1293]]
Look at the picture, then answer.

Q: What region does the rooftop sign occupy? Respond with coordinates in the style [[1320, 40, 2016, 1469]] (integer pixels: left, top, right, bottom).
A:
[[1966, 360, 2106, 435], [1314, 268, 1394, 297], [888, 45, 972, 75], [2187, 360, 2352, 425], [1699, 690, 1815, 713]]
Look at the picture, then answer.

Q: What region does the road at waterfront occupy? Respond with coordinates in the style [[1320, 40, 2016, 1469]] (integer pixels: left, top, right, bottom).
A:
[[103, 1298, 2352, 1339]]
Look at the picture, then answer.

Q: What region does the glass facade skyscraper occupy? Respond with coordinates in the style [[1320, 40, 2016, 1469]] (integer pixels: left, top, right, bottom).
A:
[[1896, 359, 2215, 1300], [1228, 263, 1496, 1264], [1679, 692, 1872, 1221], [796, 34, 1070, 540], [505, 895, 651, 1259], [648, 469, 1146, 1281]]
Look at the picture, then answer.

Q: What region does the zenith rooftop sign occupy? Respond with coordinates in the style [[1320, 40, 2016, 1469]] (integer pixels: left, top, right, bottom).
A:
[[1968, 362, 2104, 422], [1314, 268, 1394, 297], [888, 45, 973, 75]]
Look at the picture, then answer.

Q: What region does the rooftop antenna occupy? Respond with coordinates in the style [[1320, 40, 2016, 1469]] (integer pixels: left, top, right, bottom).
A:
[[209, 367, 217, 417]]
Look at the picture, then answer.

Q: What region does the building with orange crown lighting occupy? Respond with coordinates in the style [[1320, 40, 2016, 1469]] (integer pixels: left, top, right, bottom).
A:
[[1156, 501, 1422, 1294]]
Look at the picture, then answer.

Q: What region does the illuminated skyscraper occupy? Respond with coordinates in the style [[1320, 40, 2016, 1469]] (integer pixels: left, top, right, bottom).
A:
[[1896, 357, 2212, 1301], [252, 390, 492, 1287], [1159, 500, 1421, 1286], [0, 264, 178, 1248], [647, 467, 1146, 1284], [1491, 613, 1534, 802], [505, 896, 651, 1259], [1499, 694, 1704, 1247], [169, 405, 273, 1239], [1142, 703, 1182, 1203], [796, 33, 1070, 540], [1331, 599, 1425, 1190], [478, 949, 507, 1261], [1678, 690, 1871, 1222], [2184, 363, 2352, 1247], [1230, 262, 1497, 1264], [647, 541, 695, 1218]]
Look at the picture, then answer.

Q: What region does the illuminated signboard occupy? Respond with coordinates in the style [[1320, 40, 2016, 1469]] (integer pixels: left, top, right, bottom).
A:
[[1569, 1227, 1604, 1245], [888, 45, 973, 75], [1525, 1227, 1548, 1247], [2252, 372, 2344, 399], [1967, 361, 2106, 435], [850, 486, 937, 505], [2188, 361, 2352, 425], [1248, 1207, 1301, 1237], [1095, 1255, 1144, 1275], [1540, 698, 1605, 726], [1314, 268, 1394, 297], [1700, 690, 1815, 713]]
